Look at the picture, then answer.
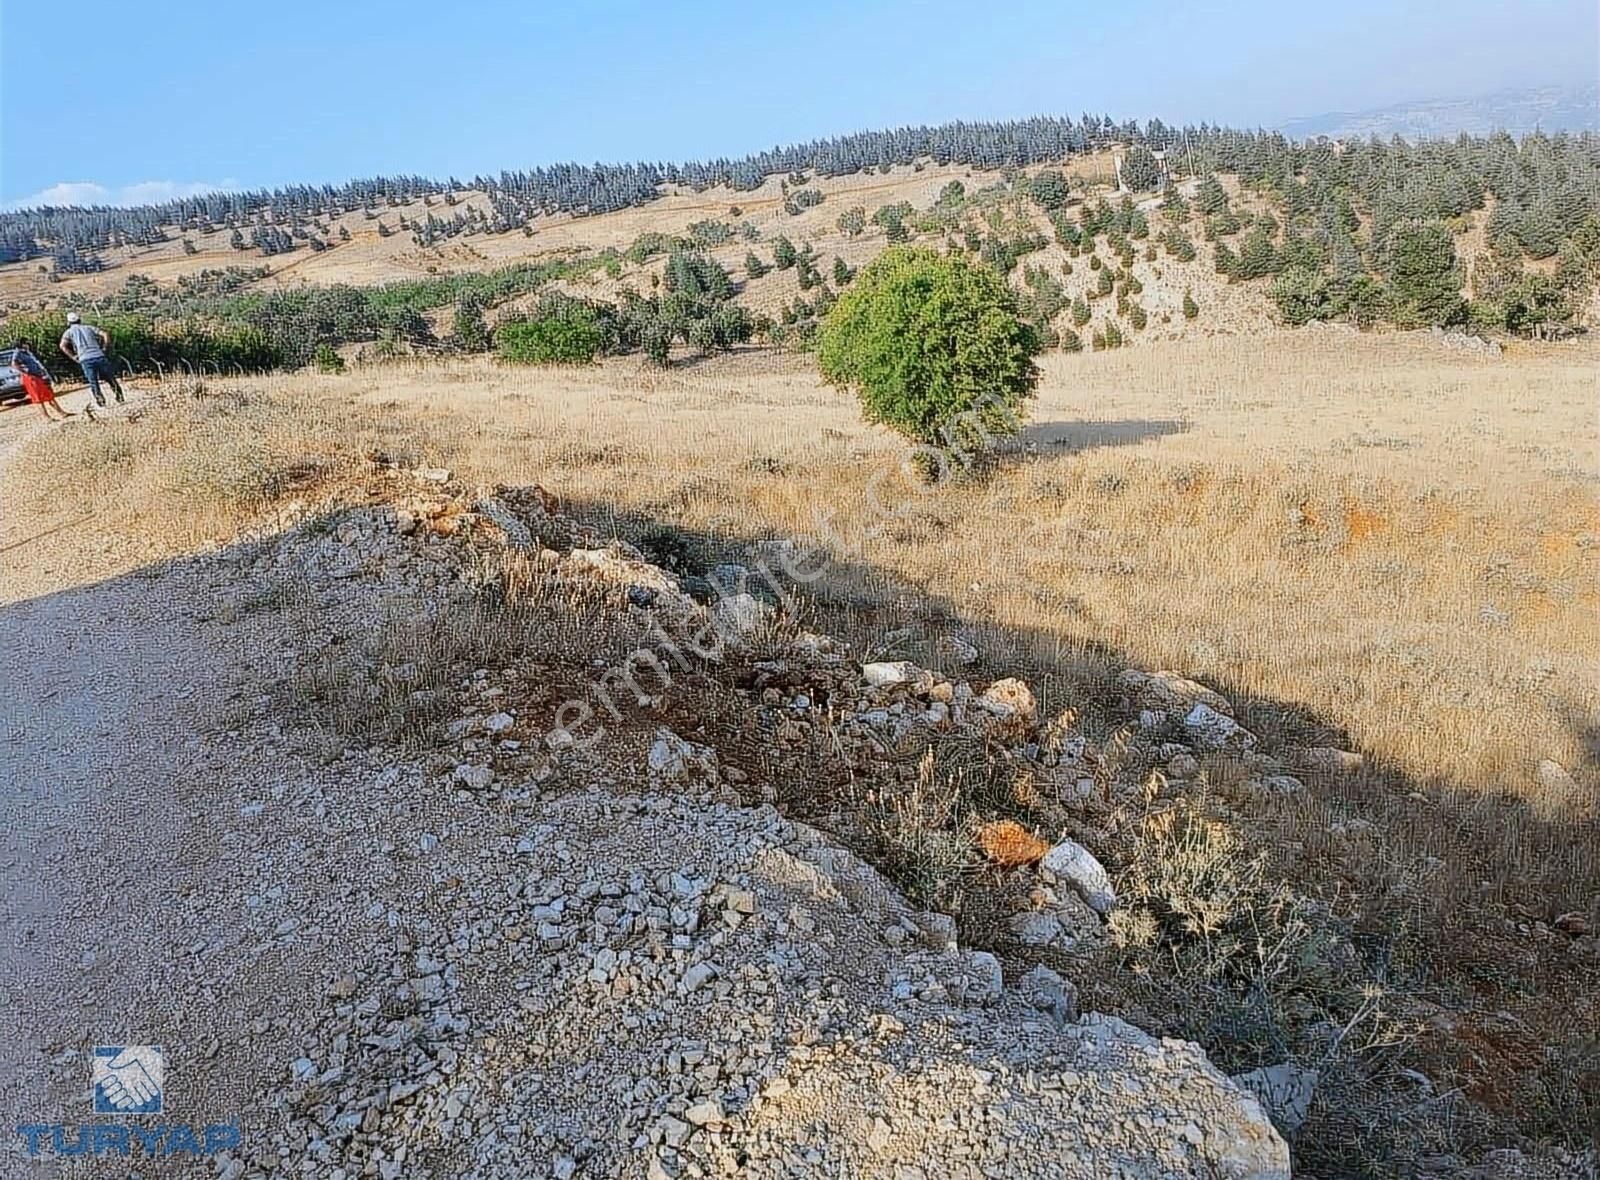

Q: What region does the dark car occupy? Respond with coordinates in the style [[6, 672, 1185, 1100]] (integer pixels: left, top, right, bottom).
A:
[[0, 349, 28, 405]]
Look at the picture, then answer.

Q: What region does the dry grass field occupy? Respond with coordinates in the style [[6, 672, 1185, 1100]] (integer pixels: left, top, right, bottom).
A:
[[5, 328, 1597, 1166], [11, 329, 1596, 846]]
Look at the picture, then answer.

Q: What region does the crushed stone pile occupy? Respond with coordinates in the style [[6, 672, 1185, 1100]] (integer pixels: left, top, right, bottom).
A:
[[188, 460, 1306, 1178]]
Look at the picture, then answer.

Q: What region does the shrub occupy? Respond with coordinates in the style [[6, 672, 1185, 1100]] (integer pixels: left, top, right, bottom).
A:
[[1182, 290, 1199, 320], [745, 252, 770, 279], [836, 207, 867, 237], [817, 246, 1041, 448], [783, 188, 824, 215], [772, 236, 797, 270], [1028, 169, 1070, 211], [687, 219, 733, 247], [1271, 265, 1332, 326], [496, 313, 603, 365], [312, 343, 345, 373], [452, 294, 491, 351]]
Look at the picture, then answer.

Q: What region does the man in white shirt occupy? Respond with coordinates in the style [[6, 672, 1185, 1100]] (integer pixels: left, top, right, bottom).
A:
[[59, 311, 126, 407]]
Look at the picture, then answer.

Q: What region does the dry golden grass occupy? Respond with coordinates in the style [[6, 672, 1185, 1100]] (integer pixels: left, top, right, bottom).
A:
[[316, 333, 1596, 810], [17, 334, 1595, 813]]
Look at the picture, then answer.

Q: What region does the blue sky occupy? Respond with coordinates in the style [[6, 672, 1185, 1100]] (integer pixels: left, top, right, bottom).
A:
[[1, 0, 1593, 207]]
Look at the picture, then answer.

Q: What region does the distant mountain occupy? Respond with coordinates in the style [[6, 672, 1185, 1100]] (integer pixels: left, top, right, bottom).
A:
[[1281, 85, 1598, 140]]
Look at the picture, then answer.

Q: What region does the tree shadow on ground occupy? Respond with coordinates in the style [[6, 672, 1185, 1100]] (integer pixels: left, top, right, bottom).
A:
[[550, 488, 1600, 1170], [1017, 417, 1188, 455]]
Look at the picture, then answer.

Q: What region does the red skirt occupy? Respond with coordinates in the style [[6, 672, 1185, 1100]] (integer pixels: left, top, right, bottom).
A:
[[21, 373, 56, 405]]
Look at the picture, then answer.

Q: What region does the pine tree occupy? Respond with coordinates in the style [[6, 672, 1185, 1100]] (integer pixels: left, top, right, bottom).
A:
[[1385, 221, 1465, 326], [745, 252, 770, 279], [1182, 290, 1199, 320], [772, 236, 797, 269], [1121, 145, 1161, 192], [1196, 175, 1229, 216], [1028, 170, 1070, 211]]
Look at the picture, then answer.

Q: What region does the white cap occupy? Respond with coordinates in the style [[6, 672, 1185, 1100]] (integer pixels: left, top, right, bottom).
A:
[[66, 311, 81, 323]]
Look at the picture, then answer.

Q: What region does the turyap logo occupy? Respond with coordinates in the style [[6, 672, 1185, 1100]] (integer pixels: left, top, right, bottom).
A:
[[15, 1044, 240, 1159], [93, 1046, 164, 1114]]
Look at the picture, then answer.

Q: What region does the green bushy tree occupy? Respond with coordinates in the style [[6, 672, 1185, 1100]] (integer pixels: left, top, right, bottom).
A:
[[1270, 265, 1332, 326], [1196, 175, 1229, 216], [1028, 170, 1070, 211], [1384, 221, 1465, 327], [496, 312, 604, 365], [817, 246, 1041, 448], [452, 293, 491, 352], [1121, 146, 1161, 193]]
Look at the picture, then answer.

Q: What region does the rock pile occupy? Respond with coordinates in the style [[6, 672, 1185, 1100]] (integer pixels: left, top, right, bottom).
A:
[[201, 472, 1331, 1177], [248, 785, 1288, 1179]]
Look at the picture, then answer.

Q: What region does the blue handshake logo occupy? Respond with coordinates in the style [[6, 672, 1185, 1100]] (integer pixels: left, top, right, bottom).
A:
[[93, 1045, 165, 1114]]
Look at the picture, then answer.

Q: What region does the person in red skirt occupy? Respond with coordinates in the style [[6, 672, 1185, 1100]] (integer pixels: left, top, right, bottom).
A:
[[11, 341, 76, 422]]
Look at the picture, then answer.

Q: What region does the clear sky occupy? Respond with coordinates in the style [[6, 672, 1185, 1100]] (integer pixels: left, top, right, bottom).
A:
[[1, 0, 1594, 207]]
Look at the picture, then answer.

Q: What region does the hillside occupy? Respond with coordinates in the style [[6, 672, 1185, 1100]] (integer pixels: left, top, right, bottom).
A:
[[0, 160, 1265, 344], [2, 117, 1597, 376], [1281, 84, 1600, 140]]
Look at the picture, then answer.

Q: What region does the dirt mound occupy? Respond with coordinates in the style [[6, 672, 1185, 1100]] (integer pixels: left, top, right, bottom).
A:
[[198, 466, 1292, 1177]]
